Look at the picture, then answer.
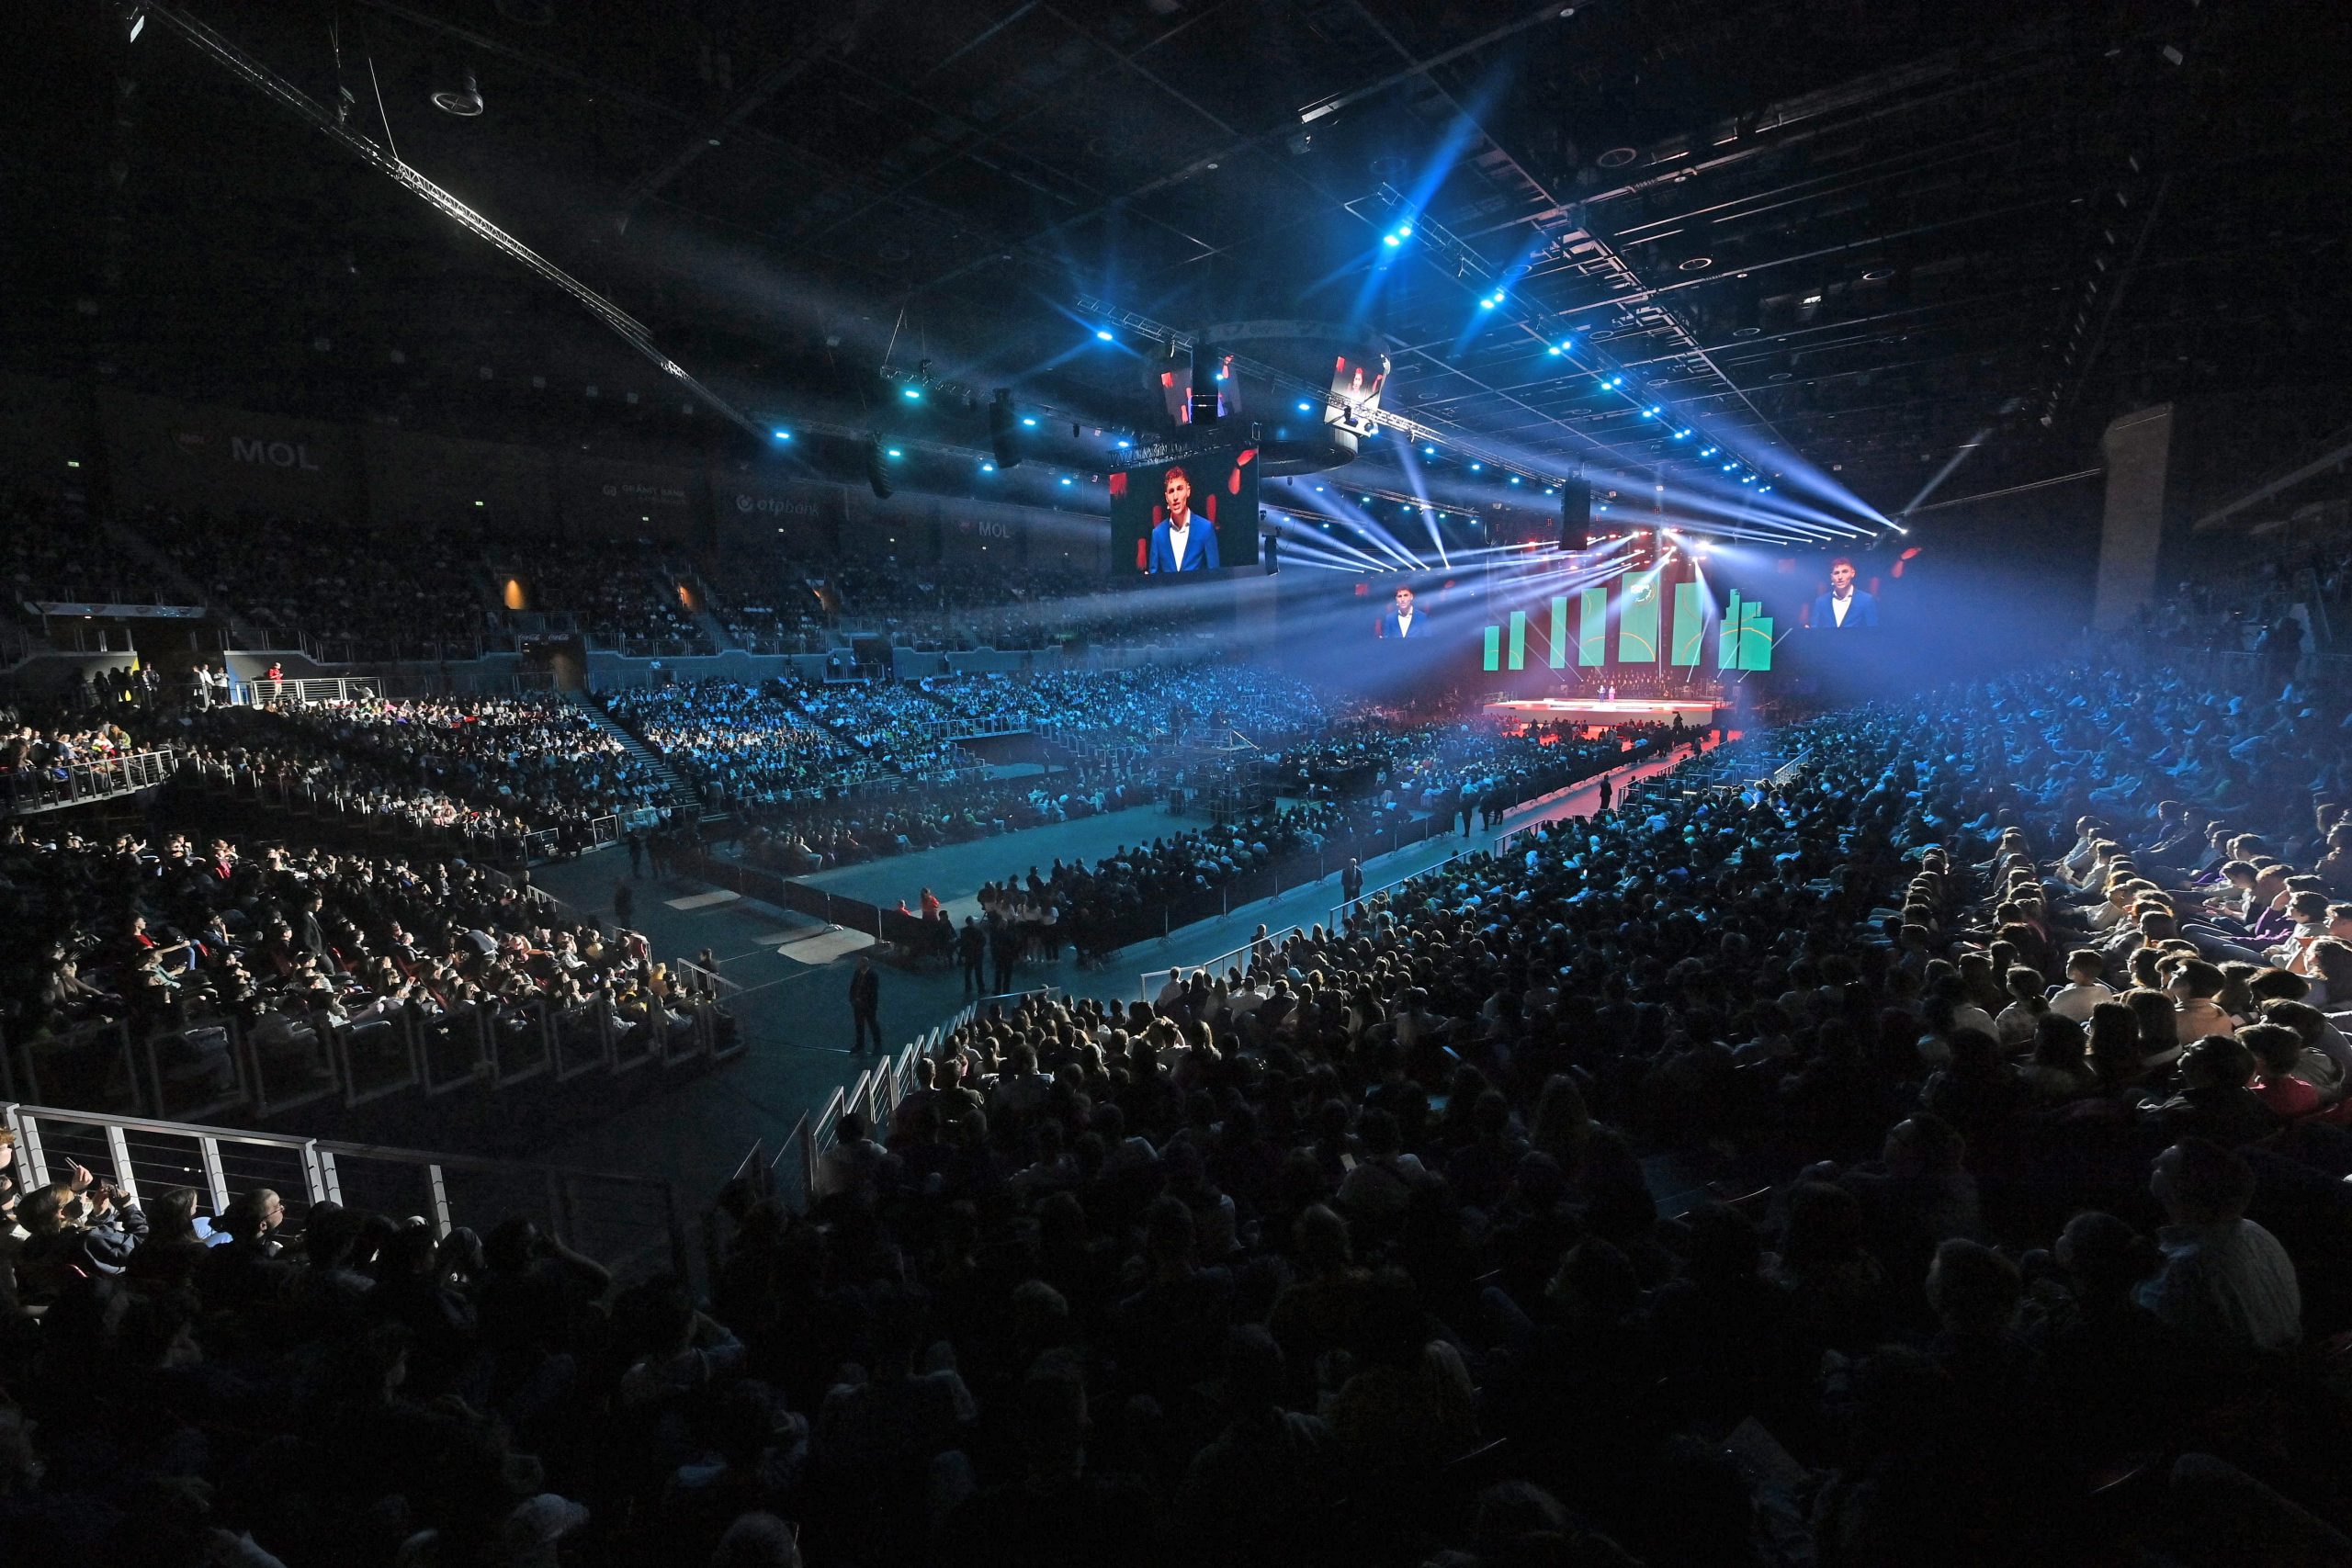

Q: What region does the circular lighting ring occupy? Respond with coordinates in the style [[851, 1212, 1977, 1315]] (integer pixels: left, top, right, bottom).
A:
[[1678, 256, 1713, 272], [1597, 146, 1638, 168]]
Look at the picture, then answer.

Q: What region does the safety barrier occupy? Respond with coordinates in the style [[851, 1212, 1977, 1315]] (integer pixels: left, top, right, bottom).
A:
[[4, 987, 739, 1123], [1331, 849, 1482, 931], [1, 748, 177, 815], [235, 677, 383, 706], [1138, 927, 1303, 1002], [720, 1002, 978, 1218], [2, 1100, 690, 1282]]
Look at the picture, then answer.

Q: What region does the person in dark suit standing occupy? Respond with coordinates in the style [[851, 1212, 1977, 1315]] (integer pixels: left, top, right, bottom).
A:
[[1375, 585, 1430, 640], [849, 954, 882, 1054], [1597, 773, 1614, 816], [1809, 558, 1879, 629], [956, 917, 985, 995], [1341, 858, 1364, 908]]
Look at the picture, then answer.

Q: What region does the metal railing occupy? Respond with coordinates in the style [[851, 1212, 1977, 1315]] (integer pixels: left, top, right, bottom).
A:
[[2, 1100, 690, 1281], [235, 677, 382, 706], [1138, 927, 1304, 1002], [721, 1002, 977, 1218], [1332, 849, 1480, 931], [5, 987, 739, 1123], [1, 748, 177, 815]]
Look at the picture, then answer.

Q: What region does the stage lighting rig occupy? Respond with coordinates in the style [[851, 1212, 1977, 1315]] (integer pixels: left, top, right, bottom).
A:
[[432, 65, 483, 117]]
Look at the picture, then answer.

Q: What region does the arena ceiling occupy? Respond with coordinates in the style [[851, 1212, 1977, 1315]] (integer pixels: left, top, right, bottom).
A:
[[14, 0, 2352, 527]]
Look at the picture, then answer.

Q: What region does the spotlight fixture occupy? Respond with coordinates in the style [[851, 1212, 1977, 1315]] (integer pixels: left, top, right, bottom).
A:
[[432, 66, 484, 117], [900, 385, 922, 400], [770, 428, 791, 442], [1296, 401, 1312, 413], [1469, 462, 1483, 471], [1093, 327, 1114, 342]]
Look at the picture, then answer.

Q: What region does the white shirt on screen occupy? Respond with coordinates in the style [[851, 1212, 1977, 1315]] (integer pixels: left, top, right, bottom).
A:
[[1396, 610, 1415, 637], [1831, 592, 1852, 626], [1166, 518, 1192, 565]]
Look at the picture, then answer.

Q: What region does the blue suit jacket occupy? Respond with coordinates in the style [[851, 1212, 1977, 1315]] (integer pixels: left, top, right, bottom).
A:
[[1148, 516, 1219, 572], [1810, 589, 1878, 628], [1376, 610, 1430, 639]]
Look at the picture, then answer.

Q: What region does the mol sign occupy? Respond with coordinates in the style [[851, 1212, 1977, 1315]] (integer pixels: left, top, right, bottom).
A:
[[172, 430, 326, 471]]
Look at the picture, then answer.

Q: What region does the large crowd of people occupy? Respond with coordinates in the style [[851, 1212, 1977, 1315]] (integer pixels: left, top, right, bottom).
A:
[[157, 511, 502, 660], [604, 680, 868, 806], [9, 634, 2352, 1563], [511, 538, 712, 656], [0, 818, 695, 1113], [165, 695, 662, 851], [0, 489, 168, 606]]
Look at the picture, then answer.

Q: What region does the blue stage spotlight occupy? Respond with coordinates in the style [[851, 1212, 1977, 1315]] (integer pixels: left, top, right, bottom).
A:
[[1021, 415, 1037, 426], [980, 461, 995, 472], [770, 428, 791, 442], [900, 385, 923, 400], [1094, 328, 1114, 342], [1469, 462, 1483, 471], [1296, 400, 1312, 412], [886, 446, 903, 457], [1059, 476, 1073, 486]]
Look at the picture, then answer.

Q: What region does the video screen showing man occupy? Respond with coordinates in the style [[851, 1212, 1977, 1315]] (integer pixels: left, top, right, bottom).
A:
[[1374, 584, 1428, 640], [1809, 557, 1879, 629], [1110, 446, 1260, 577], [1148, 466, 1219, 573]]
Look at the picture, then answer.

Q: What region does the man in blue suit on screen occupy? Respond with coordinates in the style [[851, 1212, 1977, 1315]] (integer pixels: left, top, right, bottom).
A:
[[1809, 557, 1878, 628], [1376, 584, 1429, 640], [1147, 465, 1219, 572]]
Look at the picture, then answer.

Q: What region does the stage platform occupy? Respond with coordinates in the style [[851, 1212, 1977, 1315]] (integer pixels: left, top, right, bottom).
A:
[[1486, 696, 1720, 727]]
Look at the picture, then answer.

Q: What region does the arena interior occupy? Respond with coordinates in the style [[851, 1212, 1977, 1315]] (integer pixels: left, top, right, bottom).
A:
[[7, 2, 2352, 1563]]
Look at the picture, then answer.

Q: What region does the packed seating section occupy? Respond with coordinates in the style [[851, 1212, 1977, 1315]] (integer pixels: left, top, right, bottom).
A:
[[15, 650, 2352, 1563]]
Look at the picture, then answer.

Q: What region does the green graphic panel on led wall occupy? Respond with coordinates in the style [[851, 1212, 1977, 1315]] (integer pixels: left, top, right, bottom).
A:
[[1617, 578, 1660, 661], [1670, 581, 1704, 666], [1715, 591, 1775, 671], [1577, 586, 1607, 666]]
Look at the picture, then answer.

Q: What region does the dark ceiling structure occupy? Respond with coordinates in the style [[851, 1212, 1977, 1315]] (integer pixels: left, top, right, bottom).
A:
[[14, 0, 2351, 537]]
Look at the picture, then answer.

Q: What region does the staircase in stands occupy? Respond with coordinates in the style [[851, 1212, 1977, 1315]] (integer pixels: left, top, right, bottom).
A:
[[561, 691, 710, 819]]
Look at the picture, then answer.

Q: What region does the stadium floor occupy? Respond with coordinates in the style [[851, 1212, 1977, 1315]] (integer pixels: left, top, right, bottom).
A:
[[519, 739, 1712, 1206]]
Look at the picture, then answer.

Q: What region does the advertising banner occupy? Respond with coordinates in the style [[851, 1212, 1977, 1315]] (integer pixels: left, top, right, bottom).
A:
[[101, 389, 358, 518]]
